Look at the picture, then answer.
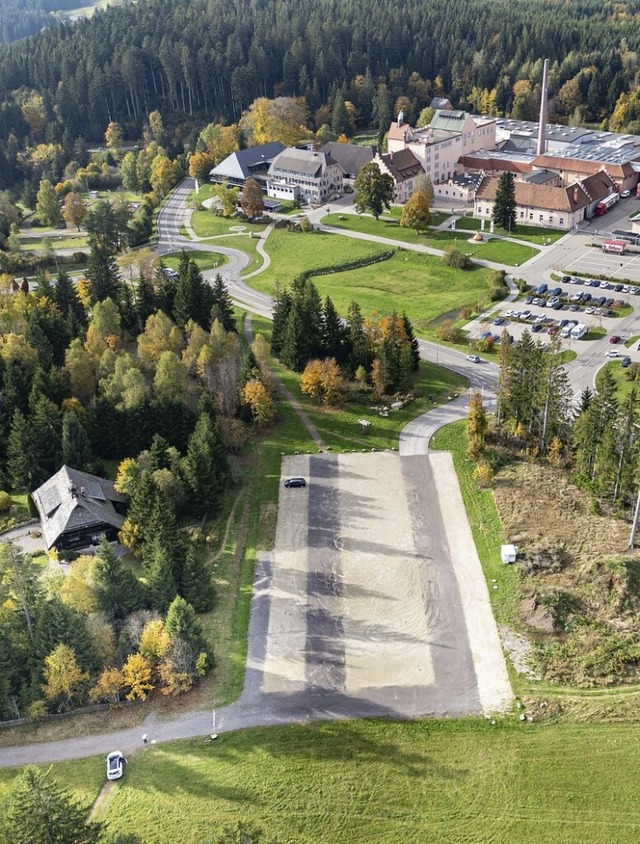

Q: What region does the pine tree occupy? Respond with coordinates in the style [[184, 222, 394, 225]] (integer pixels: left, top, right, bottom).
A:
[[321, 296, 346, 361], [493, 171, 517, 232], [331, 91, 351, 136], [180, 546, 215, 612], [149, 433, 171, 470], [144, 539, 178, 613], [61, 412, 92, 470], [7, 410, 40, 491], [346, 300, 368, 374], [86, 242, 121, 305], [165, 595, 208, 656], [402, 313, 420, 372], [270, 287, 292, 357], [93, 538, 146, 621], [210, 273, 236, 333], [182, 412, 228, 516], [279, 300, 305, 371], [3, 766, 103, 844], [29, 389, 62, 480]]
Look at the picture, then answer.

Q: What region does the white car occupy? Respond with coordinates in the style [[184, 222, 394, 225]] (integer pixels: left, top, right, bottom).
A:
[[605, 349, 620, 358], [621, 189, 631, 198], [466, 354, 481, 363], [107, 751, 126, 780], [585, 306, 595, 314], [535, 314, 547, 323]]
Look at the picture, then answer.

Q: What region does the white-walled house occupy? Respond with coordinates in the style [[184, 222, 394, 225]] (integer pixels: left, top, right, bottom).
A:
[[373, 149, 423, 203], [267, 148, 343, 204], [474, 176, 590, 230], [388, 109, 496, 185]]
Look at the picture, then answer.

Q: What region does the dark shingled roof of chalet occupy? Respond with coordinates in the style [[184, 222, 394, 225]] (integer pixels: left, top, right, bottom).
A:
[[32, 466, 126, 549]]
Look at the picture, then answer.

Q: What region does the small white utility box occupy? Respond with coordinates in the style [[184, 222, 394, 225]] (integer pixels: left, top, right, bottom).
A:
[[501, 544, 518, 565]]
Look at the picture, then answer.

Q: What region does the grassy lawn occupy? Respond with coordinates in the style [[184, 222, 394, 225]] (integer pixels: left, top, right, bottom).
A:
[[19, 234, 90, 251], [249, 227, 391, 290], [252, 238, 496, 337], [162, 251, 228, 273], [0, 493, 32, 533], [453, 217, 565, 244], [190, 211, 266, 239], [0, 755, 103, 809], [596, 360, 640, 400], [320, 212, 537, 265], [625, 335, 640, 348], [85, 719, 640, 843]]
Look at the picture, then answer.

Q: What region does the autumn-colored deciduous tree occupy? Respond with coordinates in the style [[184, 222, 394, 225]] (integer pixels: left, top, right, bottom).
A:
[[104, 121, 123, 155], [211, 180, 240, 217], [36, 179, 61, 227], [466, 390, 488, 459], [59, 555, 97, 614], [239, 97, 308, 146], [137, 311, 183, 370], [241, 178, 264, 219], [42, 644, 89, 710], [243, 378, 275, 425], [89, 666, 125, 704], [123, 652, 154, 700], [300, 358, 344, 406], [197, 122, 240, 164], [188, 150, 217, 181], [400, 175, 432, 232], [139, 618, 171, 664], [63, 191, 88, 230]]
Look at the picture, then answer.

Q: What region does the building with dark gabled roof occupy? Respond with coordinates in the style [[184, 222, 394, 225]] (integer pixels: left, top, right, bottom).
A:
[[319, 142, 374, 178], [374, 149, 423, 203], [209, 142, 286, 189], [32, 466, 127, 551]]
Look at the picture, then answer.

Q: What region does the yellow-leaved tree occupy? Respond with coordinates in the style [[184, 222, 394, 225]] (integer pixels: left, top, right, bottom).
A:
[[123, 652, 154, 701], [42, 644, 89, 711]]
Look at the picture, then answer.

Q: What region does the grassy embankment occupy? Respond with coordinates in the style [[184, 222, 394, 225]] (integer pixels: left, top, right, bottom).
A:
[[320, 211, 538, 265], [3, 719, 640, 844]]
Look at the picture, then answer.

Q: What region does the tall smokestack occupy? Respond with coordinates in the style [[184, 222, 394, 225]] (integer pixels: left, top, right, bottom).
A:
[[536, 58, 550, 156]]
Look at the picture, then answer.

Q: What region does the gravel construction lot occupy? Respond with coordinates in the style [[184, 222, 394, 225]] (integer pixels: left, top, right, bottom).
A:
[[263, 452, 512, 717]]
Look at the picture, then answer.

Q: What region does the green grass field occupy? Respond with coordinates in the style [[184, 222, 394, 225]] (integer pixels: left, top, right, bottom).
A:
[[320, 212, 538, 265], [453, 217, 565, 244], [189, 211, 266, 239], [251, 235, 495, 336], [89, 720, 640, 843], [162, 251, 228, 273], [248, 227, 391, 290], [596, 359, 639, 400]]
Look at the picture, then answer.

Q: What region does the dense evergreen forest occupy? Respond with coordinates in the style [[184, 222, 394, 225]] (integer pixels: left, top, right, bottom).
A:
[[0, 0, 639, 148]]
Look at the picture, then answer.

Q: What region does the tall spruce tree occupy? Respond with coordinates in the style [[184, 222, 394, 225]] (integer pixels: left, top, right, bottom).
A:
[[86, 242, 121, 305], [7, 410, 40, 491], [346, 300, 368, 374], [180, 546, 215, 612], [402, 313, 420, 372], [182, 412, 228, 516], [321, 296, 346, 361], [492, 171, 517, 232], [144, 539, 178, 613], [93, 538, 146, 621], [270, 287, 292, 357], [210, 273, 236, 333], [61, 412, 93, 471]]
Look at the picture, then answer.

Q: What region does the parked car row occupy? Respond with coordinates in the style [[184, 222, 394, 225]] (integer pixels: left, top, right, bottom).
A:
[[561, 275, 640, 295]]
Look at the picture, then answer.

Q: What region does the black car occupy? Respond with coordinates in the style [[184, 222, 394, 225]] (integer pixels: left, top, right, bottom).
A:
[[605, 298, 614, 307], [551, 287, 563, 296], [615, 284, 624, 292], [621, 357, 632, 368], [493, 316, 506, 325], [284, 477, 307, 488], [595, 296, 606, 306], [561, 275, 572, 284], [532, 324, 544, 333]]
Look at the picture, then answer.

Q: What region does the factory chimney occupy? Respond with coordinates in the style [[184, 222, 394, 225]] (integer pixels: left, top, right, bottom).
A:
[[536, 58, 550, 156]]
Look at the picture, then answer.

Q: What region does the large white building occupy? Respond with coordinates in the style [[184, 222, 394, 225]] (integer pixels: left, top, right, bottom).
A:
[[387, 109, 496, 185], [267, 148, 343, 204]]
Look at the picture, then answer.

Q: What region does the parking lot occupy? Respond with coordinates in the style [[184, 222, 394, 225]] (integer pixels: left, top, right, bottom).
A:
[[479, 275, 640, 353], [261, 452, 512, 717], [564, 245, 640, 283]]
